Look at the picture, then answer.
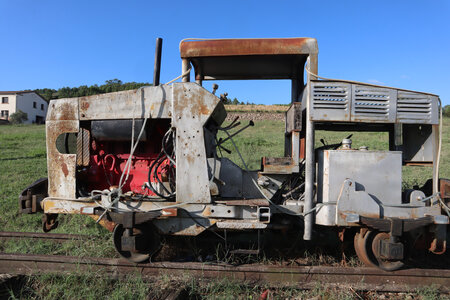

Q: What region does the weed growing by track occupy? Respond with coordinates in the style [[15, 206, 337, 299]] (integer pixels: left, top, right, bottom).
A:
[[8, 274, 446, 299]]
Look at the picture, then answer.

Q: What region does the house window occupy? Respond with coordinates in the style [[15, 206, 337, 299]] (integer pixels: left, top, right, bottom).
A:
[[41, 104, 44, 110], [1, 110, 8, 119], [1, 97, 8, 104], [33, 101, 37, 108]]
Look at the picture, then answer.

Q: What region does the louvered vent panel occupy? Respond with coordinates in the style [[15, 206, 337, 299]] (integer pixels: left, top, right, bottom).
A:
[[397, 91, 432, 122], [313, 84, 349, 110], [353, 87, 390, 120]]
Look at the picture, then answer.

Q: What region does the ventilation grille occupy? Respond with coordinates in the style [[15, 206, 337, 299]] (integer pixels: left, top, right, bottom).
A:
[[353, 87, 390, 119], [397, 91, 432, 122], [312, 84, 349, 110]]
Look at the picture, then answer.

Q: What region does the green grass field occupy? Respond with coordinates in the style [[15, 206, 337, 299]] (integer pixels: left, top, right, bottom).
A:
[[0, 119, 448, 298]]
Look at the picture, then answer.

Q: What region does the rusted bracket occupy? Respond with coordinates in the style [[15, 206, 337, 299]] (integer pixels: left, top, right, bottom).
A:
[[42, 214, 59, 232], [18, 178, 47, 214], [360, 216, 433, 233], [104, 211, 162, 227]]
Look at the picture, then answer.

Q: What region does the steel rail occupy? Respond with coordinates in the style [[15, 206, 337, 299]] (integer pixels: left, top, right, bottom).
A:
[[0, 253, 448, 292], [0, 232, 94, 241]]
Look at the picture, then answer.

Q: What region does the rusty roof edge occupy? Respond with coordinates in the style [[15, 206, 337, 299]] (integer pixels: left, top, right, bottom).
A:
[[179, 37, 318, 58]]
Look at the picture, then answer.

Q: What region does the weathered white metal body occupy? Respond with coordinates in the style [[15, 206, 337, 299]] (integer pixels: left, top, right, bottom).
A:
[[19, 37, 449, 269], [315, 150, 441, 226]]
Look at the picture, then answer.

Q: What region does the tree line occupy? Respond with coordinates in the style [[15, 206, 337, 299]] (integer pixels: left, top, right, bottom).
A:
[[35, 79, 151, 101], [33, 79, 256, 105]]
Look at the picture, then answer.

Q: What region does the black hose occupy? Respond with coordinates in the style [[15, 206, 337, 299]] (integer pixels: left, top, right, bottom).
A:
[[147, 152, 175, 200]]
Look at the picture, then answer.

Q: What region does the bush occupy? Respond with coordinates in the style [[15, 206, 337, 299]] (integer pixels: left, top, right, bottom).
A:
[[9, 110, 28, 124], [444, 105, 450, 118]]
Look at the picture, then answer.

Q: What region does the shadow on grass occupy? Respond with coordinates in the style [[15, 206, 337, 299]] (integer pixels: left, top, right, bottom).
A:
[[0, 153, 46, 161]]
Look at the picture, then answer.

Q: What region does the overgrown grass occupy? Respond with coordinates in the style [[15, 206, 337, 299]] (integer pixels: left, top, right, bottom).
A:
[[10, 274, 444, 299], [0, 124, 115, 257], [8, 273, 150, 299]]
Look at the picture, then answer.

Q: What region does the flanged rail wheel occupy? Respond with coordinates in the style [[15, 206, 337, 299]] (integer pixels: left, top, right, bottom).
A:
[[113, 224, 161, 263], [371, 232, 404, 271], [354, 229, 404, 271], [354, 229, 376, 267]]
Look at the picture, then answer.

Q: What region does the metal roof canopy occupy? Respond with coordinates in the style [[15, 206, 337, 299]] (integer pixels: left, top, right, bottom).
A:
[[179, 38, 318, 81]]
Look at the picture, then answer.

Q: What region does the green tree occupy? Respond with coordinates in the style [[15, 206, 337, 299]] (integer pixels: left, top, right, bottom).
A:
[[444, 105, 450, 118], [9, 110, 28, 124]]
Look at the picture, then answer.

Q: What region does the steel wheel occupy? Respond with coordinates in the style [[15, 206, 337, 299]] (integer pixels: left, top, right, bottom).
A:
[[371, 232, 404, 271], [354, 229, 377, 267], [113, 224, 161, 263]]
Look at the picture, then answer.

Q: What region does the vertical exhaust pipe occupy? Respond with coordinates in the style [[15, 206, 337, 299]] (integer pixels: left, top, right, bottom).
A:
[[153, 38, 163, 86]]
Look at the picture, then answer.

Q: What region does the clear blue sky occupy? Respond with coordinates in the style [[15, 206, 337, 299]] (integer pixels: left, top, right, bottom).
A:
[[1, 0, 449, 105]]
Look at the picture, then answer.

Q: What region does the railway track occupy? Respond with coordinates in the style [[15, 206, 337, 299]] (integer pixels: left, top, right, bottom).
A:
[[0, 232, 449, 292], [0, 252, 448, 292]]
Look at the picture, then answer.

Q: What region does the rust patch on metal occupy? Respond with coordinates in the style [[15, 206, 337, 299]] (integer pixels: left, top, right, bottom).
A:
[[429, 238, 446, 255], [202, 206, 212, 217], [47, 99, 79, 121], [61, 162, 69, 177], [440, 179, 450, 199], [89, 215, 116, 232], [222, 199, 269, 206], [80, 101, 89, 110], [46, 120, 78, 198], [180, 38, 317, 58], [160, 208, 178, 218], [199, 104, 210, 115]]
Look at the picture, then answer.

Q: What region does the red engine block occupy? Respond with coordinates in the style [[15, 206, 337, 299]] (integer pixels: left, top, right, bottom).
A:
[[78, 140, 173, 195]]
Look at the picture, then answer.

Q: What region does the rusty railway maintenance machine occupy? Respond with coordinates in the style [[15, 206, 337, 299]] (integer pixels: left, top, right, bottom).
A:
[[20, 38, 449, 270]]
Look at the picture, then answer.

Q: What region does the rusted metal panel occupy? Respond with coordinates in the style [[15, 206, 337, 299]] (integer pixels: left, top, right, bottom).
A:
[[89, 215, 116, 232], [440, 179, 450, 199], [172, 83, 221, 204], [153, 216, 215, 236], [79, 86, 171, 120], [216, 221, 267, 229], [180, 38, 318, 58], [181, 38, 318, 81], [285, 102, 302, 133], [261, 157, 298, 174], [46, 120, 78, 199], [47, 98, 79, 121], [221, 199, 269, 206], [46, 99, 79, 200]]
